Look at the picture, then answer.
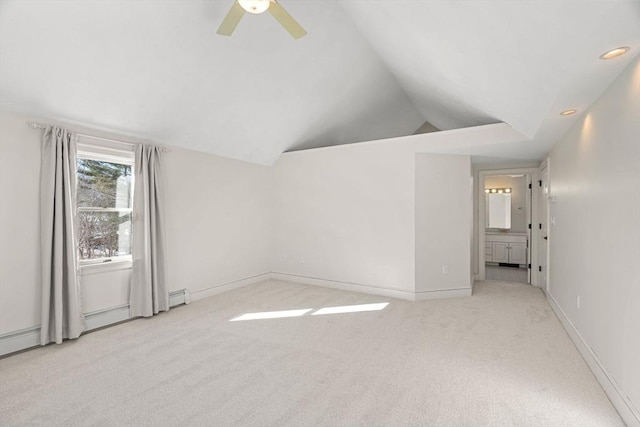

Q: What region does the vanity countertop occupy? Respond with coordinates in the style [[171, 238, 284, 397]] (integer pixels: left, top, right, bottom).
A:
[[485, 231, 527, 236]]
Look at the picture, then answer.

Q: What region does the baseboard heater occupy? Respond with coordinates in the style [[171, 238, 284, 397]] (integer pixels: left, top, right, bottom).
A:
[[0, 289, 190, 357], [169, 289, 191, 307]]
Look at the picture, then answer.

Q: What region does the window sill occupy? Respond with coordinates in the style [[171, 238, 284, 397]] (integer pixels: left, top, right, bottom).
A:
[[80, 258, 132, 276]]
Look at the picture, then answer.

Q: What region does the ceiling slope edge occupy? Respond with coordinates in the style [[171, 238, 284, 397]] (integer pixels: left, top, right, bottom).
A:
[[277, 122, 532, 162]]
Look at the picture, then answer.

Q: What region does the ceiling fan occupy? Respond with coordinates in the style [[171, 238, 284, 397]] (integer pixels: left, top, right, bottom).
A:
[[217, 0, 307, 39]]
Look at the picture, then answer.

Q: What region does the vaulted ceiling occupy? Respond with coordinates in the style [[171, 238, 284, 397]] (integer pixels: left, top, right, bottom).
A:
[[1, 1, 639, 165]]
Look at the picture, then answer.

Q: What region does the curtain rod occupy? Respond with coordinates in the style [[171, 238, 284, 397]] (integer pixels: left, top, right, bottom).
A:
[[27, 122, 48, 130], [27, 121, 168, 152]]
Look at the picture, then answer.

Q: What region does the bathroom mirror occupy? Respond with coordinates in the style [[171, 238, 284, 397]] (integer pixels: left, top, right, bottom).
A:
[[486, 193, 511, 229]]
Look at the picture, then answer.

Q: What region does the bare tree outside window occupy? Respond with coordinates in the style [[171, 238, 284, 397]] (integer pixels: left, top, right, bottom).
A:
[[77, 159, 133, 261]]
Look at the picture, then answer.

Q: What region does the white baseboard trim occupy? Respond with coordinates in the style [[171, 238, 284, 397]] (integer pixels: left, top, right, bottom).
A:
[[547, 293, 640, 427], [1, 289, 190, 357], [271, 272, 417, 301], [414, 287, 472, 300], [189, 273, 271, 302], [0, 326, 40, 357], [84, 305, 131, 331]]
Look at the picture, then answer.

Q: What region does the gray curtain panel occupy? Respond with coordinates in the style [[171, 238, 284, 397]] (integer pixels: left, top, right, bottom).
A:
[[130, 144, 169, 317], [40, 127, 85, 345]]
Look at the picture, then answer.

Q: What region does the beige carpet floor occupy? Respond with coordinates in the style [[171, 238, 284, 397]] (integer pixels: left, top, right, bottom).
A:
[[0, 280, 623, 426]]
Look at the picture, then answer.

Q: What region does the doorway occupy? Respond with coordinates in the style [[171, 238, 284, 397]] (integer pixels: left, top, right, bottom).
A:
[[478, 167, 540, 285]]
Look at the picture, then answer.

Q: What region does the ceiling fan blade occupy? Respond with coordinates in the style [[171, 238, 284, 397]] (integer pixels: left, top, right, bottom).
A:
[[268, 1, 307, 39], [217, 1, 246, 36]]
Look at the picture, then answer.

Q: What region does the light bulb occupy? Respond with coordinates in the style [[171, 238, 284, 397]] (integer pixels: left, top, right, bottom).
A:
[[238, 0, 270, 14], [505, 188, 511, 193], [484, 189, 490, 193]]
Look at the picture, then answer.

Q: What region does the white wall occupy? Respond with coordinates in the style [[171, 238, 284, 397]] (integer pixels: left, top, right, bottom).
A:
[[272, 143, 416, 295], [0, 111, 271, 335], [164, 144, 272, 298], [0, 112, 41, 334], [548, 55, 640, 423], [415, 154, 472, 294]]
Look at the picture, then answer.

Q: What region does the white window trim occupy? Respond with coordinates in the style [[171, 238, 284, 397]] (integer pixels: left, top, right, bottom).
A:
[[80, 256, 133, 275], [77, 151, 134, 166], [77, 137, 135, 273]]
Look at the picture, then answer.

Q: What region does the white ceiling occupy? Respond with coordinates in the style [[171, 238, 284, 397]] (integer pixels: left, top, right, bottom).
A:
[[1, 0, 639, 165]]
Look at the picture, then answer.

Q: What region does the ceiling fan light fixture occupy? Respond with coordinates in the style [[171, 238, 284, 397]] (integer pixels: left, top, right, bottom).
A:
[[238, 0, 271, 14], [217, 0, 306, 39]]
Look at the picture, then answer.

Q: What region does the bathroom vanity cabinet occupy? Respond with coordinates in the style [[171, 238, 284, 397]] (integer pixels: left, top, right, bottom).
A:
[[485, 233, 527, 265]]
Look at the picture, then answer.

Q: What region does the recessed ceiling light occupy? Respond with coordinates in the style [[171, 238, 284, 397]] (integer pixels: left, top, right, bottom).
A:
[[599, 47, 630, 60], [560, 109, 577, 116]]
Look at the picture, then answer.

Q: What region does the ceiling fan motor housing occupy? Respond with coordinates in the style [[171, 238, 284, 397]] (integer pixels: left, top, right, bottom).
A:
[[238, 0, 270, 14]]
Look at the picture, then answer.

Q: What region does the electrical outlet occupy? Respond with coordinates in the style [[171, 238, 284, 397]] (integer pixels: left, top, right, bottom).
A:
[[442, 265, 448, 275], [551, 216, 556, 226], [577, 295, 580, 309]]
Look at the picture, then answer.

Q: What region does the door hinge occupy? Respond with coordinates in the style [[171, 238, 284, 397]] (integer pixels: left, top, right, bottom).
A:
[[538, 180, 542, 187], [539, 223, 542, 229], [528, 183, 532, 189], [528, 264, 531, 269], [528, 223, 532, 229], [538, 266, 542, 272]]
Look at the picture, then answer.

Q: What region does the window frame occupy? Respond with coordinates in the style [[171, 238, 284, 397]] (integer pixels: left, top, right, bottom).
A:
[[76, 137, 135, 270]]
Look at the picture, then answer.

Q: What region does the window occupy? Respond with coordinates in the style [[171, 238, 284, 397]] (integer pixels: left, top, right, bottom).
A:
[[76, 137, 135, 265]]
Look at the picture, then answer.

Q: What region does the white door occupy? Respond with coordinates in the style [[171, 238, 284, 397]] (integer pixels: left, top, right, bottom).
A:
[[509, 243, 526, 264], [538, 162, 549, 291], [526, 175, 532, 283], [493, 242, 509, 263]]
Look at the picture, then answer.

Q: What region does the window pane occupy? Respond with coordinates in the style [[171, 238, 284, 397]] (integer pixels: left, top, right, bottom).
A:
[[78, 211, 132, 260], [78, 159, 132, 208]]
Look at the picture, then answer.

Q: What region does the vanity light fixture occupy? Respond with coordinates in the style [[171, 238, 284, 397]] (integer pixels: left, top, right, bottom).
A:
[[560, 109, 577, 116], [486, 187, 511, 194], [599, 47, 630, 60]]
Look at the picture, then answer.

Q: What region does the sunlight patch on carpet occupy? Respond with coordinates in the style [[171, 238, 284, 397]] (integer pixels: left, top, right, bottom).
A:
[[311, 302, 389, 316], [230, 302, 390, 321], [230, 309, 313, 321]]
